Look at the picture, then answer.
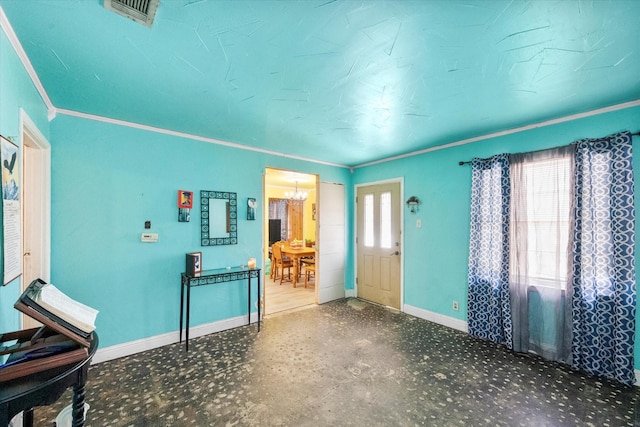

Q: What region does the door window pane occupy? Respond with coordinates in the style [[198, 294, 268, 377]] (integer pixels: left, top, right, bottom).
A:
[[380, 191, 391, 249], [364, 194, 374, 247]]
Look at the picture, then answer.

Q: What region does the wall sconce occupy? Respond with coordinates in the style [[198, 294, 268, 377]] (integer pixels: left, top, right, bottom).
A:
[[406, 196, 421, 213]]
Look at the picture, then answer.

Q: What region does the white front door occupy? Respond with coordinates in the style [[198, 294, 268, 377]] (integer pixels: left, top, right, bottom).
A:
[[356, 181, 402, 309]]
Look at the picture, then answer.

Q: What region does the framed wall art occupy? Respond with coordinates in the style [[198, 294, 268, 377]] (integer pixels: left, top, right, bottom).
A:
[[2, 135, 21, 285]]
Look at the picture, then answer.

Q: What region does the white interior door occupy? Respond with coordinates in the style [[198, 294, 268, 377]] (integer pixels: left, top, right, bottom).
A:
[[20, 111, 51, 329], [317, 181, 345, 304]]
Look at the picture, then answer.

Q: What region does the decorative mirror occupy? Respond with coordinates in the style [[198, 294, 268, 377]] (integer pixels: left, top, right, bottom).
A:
[[200, 190, 237, 246]]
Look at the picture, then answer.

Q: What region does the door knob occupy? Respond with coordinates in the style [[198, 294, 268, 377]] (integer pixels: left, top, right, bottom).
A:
[[390, 251, 399, 256]]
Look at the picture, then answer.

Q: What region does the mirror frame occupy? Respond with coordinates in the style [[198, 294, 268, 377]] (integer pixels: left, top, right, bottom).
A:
[[200, 190, 237, 246]]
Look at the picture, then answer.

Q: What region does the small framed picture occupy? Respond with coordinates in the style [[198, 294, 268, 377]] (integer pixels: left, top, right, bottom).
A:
[[178, 190, 193, 209], [186, 252, 202, 275], [247, 198, 257, 220]]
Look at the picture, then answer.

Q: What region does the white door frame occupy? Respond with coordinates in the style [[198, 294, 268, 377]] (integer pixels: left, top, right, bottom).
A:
[[354, 177, 404, 311], [19, 109, 51, 305]]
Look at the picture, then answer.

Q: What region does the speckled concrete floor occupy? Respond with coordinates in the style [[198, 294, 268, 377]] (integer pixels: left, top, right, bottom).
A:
[[34, 298, 639, 426]]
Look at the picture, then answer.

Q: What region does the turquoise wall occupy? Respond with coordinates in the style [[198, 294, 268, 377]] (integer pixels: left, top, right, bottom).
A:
[[49, 115, 351, 348], [2, 14, 639, 372], [0, 29, 49, 332], [353, 105, 640, 369]]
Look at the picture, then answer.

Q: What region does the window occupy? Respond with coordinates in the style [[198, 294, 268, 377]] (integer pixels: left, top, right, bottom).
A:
[[362, 191, 393, 249], [510, 148, 573, 290]]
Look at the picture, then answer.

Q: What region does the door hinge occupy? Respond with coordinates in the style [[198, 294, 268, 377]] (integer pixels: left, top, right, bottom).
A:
[[356, 277, 358, 285]]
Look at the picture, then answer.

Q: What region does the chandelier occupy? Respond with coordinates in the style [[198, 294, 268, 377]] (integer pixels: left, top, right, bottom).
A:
[[285, 181, 307, 202]]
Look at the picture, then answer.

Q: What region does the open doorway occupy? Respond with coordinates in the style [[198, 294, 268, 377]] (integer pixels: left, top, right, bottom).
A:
[[263, 168, 317, 315]]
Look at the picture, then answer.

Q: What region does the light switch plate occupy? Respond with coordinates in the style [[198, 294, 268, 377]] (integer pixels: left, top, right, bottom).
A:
[[141, 233, 159, 242], [416, 219, 422, 228]]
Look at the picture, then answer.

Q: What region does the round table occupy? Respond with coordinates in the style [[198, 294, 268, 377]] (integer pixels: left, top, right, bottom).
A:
[[0, 332, 98, 427]]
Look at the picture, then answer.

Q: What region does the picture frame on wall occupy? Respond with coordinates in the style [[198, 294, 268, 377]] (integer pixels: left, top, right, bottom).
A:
[[186, 252, 202, 276], [178, 190, 193, 222], [2, 135, 21, 285], [178, 190, 193, 209], [247, 198, 257, 220]]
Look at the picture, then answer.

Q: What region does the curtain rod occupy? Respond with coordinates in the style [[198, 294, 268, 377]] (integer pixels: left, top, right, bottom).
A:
[[458, 131, 640, 166]]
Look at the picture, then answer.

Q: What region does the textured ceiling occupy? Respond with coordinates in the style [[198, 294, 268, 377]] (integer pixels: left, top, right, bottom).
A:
[[2, 0, 639, 167]]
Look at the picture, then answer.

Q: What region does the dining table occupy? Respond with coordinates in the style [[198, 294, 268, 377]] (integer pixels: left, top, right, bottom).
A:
[[281, 245, 316, 287]]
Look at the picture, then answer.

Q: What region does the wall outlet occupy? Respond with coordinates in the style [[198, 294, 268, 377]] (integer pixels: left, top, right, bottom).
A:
[[452, 300, 459, 311]]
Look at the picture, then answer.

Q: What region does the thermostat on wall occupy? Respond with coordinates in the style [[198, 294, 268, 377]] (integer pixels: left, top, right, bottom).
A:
[[141, 233, 159, 243]]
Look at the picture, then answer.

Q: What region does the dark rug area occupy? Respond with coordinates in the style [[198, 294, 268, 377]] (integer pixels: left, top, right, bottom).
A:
[[33, 298, 640, 426]]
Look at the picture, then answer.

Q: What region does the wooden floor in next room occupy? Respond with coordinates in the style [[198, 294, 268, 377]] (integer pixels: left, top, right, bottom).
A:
[[264, 269, 315, 315]]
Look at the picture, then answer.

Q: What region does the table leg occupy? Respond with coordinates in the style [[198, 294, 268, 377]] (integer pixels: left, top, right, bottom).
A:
[[292, 255, 299, 288], [247, 274, 251, 326], [179, 277, 184, 343], [71, 382, 86, 427], [257, 273, 261, 332], [186, 282, 191, 352], [22, 409, 33, 427]]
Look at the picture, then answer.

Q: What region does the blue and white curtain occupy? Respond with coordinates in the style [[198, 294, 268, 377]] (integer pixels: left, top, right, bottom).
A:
[[571, 131, 636, 386], [467, 154, 513, 349]]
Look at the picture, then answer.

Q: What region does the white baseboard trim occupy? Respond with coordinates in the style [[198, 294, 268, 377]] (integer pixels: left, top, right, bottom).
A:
[[91, 309, 640, 387], [403, 305, 640, 387], [403, 304, 468, 333], [92, 313, 258, 364]]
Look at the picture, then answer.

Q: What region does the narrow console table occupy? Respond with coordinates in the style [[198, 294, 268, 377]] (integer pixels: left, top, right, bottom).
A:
[[0, 332, 99, 427], [180, 266, 261, 351]]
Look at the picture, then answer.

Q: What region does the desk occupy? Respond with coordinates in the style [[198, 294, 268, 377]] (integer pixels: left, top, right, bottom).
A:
[[281, 246, 316, 287], [180, 267, 261, 351], [0, 332, 99, 427]]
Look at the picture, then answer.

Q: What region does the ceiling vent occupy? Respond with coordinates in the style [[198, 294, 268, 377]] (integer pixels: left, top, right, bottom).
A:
[[104, 0, 159, 28]]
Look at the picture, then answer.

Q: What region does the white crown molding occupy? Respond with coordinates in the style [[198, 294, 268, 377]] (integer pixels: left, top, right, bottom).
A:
[[354, 99, 640, 169], [0, 6, 56, 120], [56, 108, 349, 169]]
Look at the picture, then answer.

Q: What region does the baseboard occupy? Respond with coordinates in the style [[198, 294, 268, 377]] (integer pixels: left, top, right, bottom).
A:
[[403, 304, 468, 333], [92, 312, 258, 364], [90, 308, 640, 387], [402, 306, 640, 387]]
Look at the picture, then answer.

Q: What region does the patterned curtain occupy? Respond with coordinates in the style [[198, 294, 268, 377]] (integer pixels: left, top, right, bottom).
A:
[[571, 131, 636, 386], [467, 154, 513, 348]]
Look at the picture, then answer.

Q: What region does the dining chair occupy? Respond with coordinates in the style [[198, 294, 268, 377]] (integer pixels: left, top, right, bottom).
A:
[[271, 241, 293, 285], [299, 255, 313, 278], [303, 263, 315, 288]]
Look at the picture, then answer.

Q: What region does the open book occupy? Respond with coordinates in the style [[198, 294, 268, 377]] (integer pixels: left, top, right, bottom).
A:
[[19, 279, 98, 336]]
